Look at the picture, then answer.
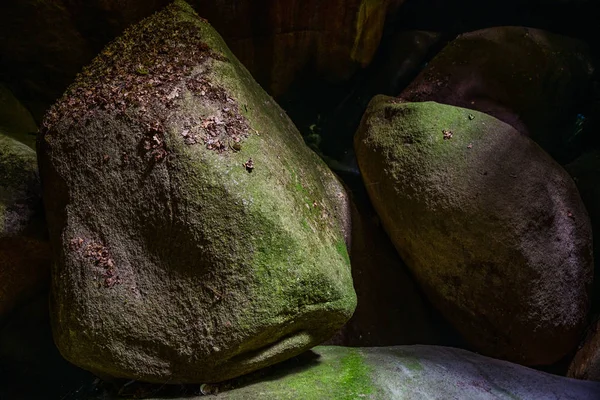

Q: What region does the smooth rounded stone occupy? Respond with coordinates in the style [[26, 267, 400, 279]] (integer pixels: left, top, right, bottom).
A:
[[326, 197, 443, 347], [39, 0, 355, 384], [569, 318, 600, 381], [208, 346, 600, 399], [398, 26, 594, 162], [354, 98, 593, 365], [0, 87, 50, 319], [566, 151, 600, 312]]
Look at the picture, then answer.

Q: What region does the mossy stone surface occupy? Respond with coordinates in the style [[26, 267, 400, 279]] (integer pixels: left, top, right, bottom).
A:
[[1, 133, 50, 319], [39, 0, 355, 384], [0, 87, 49, 319], [207, 345, 600, 399], [399, 26, 593, 162], [354, 98, 592, 366]]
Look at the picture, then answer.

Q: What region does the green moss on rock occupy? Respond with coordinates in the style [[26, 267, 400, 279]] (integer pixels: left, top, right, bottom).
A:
[[211, 346, 600, 399], [354, 98, 592, 366], [39, 0, 354, 384], [1, 130, 49, 319]]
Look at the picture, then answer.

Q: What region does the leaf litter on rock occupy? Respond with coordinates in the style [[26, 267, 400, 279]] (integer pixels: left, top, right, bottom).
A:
[[41, 2, 250, 164]]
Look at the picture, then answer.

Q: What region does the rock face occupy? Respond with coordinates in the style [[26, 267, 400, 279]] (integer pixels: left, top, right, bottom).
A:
[[212, 346, 600, 399], [569, 318, 600, 381], [566, 151, 600, 312], [354, 98, 593, 365], [0, 85, 49, 319], [193, 0, 406, 97], [39, 0, 355, 384], [398, 26, 594, 162]]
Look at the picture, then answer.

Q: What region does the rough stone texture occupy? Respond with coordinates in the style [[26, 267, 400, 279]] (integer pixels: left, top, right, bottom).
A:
[[569, 318, 600, 382], [326, 197, 441, 347], [354, 98, 593, 365], [192, 0, 406, 97], [39, 0, 355, 384], [566, 151, 600, 312], [209, 346, 600, 399], [398, 26, 594, 162], [0, 0, 404, 117], [0, 0, 171, 121], [0, 86, 50, 320]]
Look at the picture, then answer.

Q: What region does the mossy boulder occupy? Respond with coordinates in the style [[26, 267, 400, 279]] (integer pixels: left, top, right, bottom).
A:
[[209, 345, 600, 399], [398, 26, 594, 162], [1, 87, 49, 319], [39, 0, 355, 384], [354, 98, 593, 365]]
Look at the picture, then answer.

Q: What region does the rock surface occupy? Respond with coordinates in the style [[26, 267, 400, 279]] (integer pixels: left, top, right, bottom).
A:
[[0, 0, 404, 115], [322, 30, 442, 160], [210, 345, 600, 399], [569, 318, 600, 382], [0, 85, 49, 319], [0, 0, 171, 120], [354, 98, 593, 365], [39, 0, 355, 384], [398, 26, 594, 162]]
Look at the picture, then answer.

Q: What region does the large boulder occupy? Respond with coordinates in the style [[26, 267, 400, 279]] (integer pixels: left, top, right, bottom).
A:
[[210, 346, 600, 399], [398, 26, 594, 162], [354, 98, 593, 365], [0, 85, 49, 319], [39, 0, 355, 384]]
